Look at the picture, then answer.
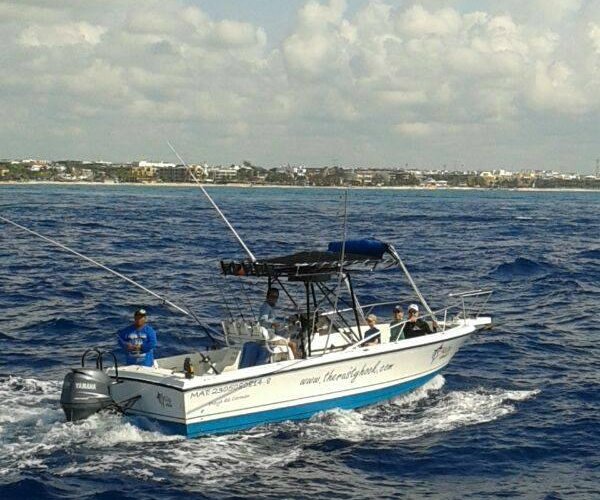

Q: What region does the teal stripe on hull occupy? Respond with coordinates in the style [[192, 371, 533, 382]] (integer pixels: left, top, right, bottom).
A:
[[157, 369, 441, 438]]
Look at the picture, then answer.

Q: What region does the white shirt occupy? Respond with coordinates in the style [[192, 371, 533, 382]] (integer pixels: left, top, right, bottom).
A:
[[258, 301, 277, 330]]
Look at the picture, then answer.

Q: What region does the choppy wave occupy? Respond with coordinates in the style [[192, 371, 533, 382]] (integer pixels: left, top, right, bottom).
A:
[[491, 257, 557, 278], [297, 376, 539, 443], [576, 248, 600, 260]]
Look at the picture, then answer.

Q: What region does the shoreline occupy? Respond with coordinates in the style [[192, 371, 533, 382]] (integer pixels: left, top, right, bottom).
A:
[[0, 180, 598, 193]]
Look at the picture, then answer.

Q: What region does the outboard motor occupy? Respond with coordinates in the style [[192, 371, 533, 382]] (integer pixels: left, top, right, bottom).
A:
[[60, 348, 119, 422]]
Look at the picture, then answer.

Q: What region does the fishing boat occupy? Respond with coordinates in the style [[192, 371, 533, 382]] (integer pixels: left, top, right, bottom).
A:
[[58, 238, 491, 437], [92, 241, 491, 437], [2, 149, 492, 438]]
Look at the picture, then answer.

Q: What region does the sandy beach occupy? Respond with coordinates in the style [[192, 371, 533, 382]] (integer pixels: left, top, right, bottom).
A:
[[0, 180, 598, 193]]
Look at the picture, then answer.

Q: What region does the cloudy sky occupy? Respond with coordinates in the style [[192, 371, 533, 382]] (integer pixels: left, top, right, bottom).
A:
[[1, 0, 599, 172]]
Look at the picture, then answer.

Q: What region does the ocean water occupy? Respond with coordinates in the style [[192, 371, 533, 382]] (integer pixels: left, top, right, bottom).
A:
[[0, 185, 598, 499]]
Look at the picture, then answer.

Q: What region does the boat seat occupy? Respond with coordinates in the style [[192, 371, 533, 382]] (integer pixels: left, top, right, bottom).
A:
[[265, 335, 294, 362], [238, 342, 270, 369], [220, 349, 242, 372], [378, 324, 391, 343]]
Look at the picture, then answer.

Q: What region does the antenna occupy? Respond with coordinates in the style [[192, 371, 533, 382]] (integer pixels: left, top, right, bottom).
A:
[[323, 188, 354, 352], [167, 141, 257, 263]]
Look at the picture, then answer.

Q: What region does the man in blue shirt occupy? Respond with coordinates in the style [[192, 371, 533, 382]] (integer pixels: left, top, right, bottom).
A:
[[117, 308, 158, 367]]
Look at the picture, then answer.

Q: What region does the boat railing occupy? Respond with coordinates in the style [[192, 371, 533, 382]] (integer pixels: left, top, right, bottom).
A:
[[323, 290, 492, 317], [222, 289, 492, 352], [221, 319, 265, 345], [322, 291, 492, 325], [447, 289, 493, 320], [344, 293, 492, 350], [320, 300, 398, 317]]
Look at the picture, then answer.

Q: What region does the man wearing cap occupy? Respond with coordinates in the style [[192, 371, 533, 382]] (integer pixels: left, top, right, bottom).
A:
[[117, 309, 158, 367], [390, 306, 406, 341], [403, 304, 435, 339]]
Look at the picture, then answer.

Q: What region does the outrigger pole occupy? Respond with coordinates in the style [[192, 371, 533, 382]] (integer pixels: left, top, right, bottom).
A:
[[167, 141, 257, 263], [0, 215, 190, 316]]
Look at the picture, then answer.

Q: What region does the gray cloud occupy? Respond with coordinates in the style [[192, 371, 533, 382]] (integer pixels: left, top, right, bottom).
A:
[[0, 0, 598, 171]]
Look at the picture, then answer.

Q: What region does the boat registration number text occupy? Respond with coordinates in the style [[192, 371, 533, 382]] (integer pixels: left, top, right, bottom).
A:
[[190, 377, 272, 398]]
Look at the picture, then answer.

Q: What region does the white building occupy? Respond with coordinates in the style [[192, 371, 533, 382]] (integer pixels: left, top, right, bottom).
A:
[[210, 165, 240, 182], [137, 160, 176, 168]]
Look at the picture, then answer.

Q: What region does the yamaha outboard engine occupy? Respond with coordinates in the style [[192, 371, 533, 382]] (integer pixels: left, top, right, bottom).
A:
[[60, 348, 119, 422]]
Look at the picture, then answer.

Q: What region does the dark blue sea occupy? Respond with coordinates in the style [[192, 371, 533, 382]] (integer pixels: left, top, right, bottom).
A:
[[1, 185, 598, 499]]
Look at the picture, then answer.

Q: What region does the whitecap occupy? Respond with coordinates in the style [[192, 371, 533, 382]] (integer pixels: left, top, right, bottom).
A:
[[0, 374, 540, 487], [295, 376, 539, 443]]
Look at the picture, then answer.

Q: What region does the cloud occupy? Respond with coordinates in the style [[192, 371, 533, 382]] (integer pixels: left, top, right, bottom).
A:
[[210, 20, 267, 48], [589, 22, 600, 54], [0, 0, 599, 171], [528, 61, 589, 114], [394, 122, 434, 137], [19, 22, 106, 47], [399, 5, 462, 37]]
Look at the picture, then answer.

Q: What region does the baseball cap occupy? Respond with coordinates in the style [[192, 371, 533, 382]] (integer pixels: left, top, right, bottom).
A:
[[134, 308, 147, 317], [393, 305, 402, 312], [408, 304, 419, 313]]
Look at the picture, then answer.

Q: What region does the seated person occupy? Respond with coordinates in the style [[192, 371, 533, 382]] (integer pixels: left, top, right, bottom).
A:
[[363, 314, 381, 345], [390, 305, 405, 341], [403, 304, 436, 339], [258, 287, 280, 330], [315, 315, 333, 335], [258, 287, 300, 358]]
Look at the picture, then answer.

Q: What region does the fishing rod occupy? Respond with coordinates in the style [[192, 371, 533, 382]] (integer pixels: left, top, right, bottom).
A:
[[180, 300, 225, 355], [240, 282, 257, 321], [210, 274, 235, 321], [0, 214, 190, 316], [224, 277, 246, 321], [323, 188, 353, 352], [167, 141, 257, 263]]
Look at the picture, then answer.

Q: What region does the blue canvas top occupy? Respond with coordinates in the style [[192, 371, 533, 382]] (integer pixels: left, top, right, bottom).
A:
[[327, 238, 387, 259], [220, 238, 391, 279]]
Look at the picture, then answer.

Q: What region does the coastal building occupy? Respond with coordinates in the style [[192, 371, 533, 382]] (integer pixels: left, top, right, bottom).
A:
[[12, 158, 50, 166], [210, 165, 240, 183], [157, 165, 206, 183], [158, 166, 188, 183], [355, 170, 374, 185], [136, 160, 176, 169], [278, 164, 307, 178], [131, 165, 158, 182], [78, 169, 94, 181]]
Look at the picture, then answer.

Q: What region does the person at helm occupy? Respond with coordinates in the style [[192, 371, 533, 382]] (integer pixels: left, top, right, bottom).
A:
[[117, 308, 158, 367], [258, 287, 280, 331]]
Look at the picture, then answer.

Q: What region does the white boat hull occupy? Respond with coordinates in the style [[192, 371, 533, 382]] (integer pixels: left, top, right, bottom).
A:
[[110, 324, 476, 437]]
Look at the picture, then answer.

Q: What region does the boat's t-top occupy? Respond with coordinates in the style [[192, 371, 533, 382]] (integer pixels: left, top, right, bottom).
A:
[[215, 237, 489, 358]]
